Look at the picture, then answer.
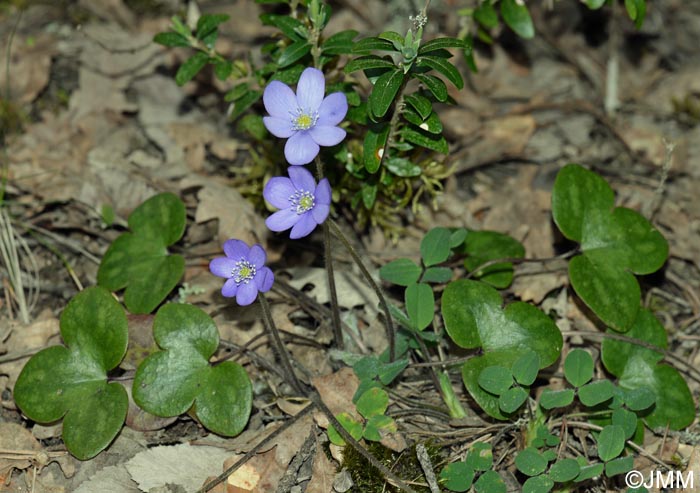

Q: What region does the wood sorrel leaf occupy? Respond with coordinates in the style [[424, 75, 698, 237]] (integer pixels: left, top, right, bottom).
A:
[[356, 387, 389, 419], [98, 192, 186, 314], [14, 287, 128, 460], [601, 309, 694, 429], [379, 258, 421, 286], [405, 282, 435, 331], [552, 164, 668, 331], [597, 424, 626, 461], [442, 280, 562, 419], [133, 303, 252, 436], [420, 227, 452, 267], [563, 348, 594, 388]]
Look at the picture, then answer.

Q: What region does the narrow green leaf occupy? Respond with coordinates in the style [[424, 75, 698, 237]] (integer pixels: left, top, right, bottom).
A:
[[625, 0, 646, 29], [564, 349, 594, 388], [196, 14, 229, 40], [386, 156, 421, 177], [322, 29, 358, 55], [345, 55, 395, 73], [402, 125, 449, 154], [500, 0, 535, 39], [261, 14, 306, 40], [584, 0, 607, 8], [352, 36, 398, 54], [418, 37, 465, 54], [414, 73, 448, 101], [417, 55, 464, 89], [153, 32, 190, 48], [277, 40, 311, 67], [175, 52, 209, 86], [404, 93, 432, 119], [379, 258, 421, 286], [361, 183, 377, 209], [405, 283, 435, 331], [363, 123, 389, 173], [575, 463, 604, 482], [369, 68, 404, 118], [474, 0, 499, 28], [605, 456, 634, 477]]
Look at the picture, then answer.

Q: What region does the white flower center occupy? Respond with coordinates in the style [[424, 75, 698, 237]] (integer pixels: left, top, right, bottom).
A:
[[290, 190, 315, 214], [232, 260, 256, 284], [290, 107, 318, 131]]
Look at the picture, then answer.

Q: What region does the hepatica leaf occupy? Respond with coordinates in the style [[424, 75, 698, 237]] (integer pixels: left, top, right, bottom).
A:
[[133, 303, 252, 436], [14, 287, 128, 460], [552, 164, 668, 331], [601, 309, 694, 429], [442, 280, 562, 419], [462, 230, 524, 289], [98, 193, 186, 314]]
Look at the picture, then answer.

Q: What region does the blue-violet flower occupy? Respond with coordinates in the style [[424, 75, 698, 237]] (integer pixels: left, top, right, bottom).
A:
[[209, 239, 274, 305], [263, 67, 348, 166], [264, 166, 331, 239]]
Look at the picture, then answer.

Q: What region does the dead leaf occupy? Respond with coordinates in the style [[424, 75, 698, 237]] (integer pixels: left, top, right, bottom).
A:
[[284, 267, 376, 310], [305, 443, 337, 493], [1, 33, 54, 104], [311, 368, 361, 425], [125, 443, 231, 492]]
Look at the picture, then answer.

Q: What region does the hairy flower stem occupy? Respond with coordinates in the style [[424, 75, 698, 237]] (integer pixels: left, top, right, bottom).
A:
[[328, 219, 396, 361], [258, 293, 306, 396], [313, 157, 344, 351]]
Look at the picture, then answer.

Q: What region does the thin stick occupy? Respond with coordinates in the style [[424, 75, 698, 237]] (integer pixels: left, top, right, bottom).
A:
[[259, 293, 307, 396], [328, 218, 396, 361]]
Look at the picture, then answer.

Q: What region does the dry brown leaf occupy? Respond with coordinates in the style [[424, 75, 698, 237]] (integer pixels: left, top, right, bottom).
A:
[[1, 33, 54, 104], [311, 368, 361, 426], [182, 175, 267, 247], [305, 443, 337, 493]]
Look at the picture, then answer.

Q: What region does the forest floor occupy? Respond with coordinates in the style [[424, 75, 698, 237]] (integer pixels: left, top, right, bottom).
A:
[[1, 0, 699, 492]]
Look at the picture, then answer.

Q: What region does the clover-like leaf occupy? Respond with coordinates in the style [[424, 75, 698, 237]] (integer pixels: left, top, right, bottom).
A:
[[133, 303, 252, 436], [14, 287, 128, 460], [442, 280, 562, 419], [601, 309, 694, 429], [552, 164, 668, 331], [98, 193, 186, 314], [440, 461, 475, 492]]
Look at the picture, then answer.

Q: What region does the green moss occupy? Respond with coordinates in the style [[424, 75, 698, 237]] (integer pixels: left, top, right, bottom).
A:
[[340, 441, 440, 493]]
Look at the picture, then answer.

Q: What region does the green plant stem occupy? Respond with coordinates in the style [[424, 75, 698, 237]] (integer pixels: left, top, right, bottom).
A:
[[258, 293, 306, 396], [313, 157, 344, 351], [328, 218, 396, 361]]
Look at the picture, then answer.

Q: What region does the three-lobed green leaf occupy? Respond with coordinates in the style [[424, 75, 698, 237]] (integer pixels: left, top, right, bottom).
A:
[[98, 193, 186, 314], [133, 303, 252, 436], [14, 287, 128, 460]]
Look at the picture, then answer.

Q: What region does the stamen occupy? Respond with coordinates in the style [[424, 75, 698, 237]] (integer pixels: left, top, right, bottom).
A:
[[289, 190, 316, 214], [290, 107, 319, 131], [232, 260, 257, 284]]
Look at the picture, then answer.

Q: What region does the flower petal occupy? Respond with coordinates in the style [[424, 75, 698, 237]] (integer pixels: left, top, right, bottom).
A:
[[317, 92, 348, 126], [315, 178, 331, 206], [311, 203, 329, 225], [290, 212, 317, 239], [296, 67, 325, 112], [309, 125, 346, 147], [263, 80, 297, 118], [210, 257, 236, 278], [248, 244, 267, 268], [263, 116, 294, 138], [266, 208, 300, 232], [236, 282, 258, 306], [288, 166, 316, 192], [263, 177, 295, 209], [221, 278, 239, 297], [255, 267, 274, 292], [285, 131, 320, 165], [223, 239, 250, 260]]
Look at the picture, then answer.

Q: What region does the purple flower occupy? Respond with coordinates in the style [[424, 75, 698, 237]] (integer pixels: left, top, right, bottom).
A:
[[263, 67, 348, 166], [209, 239, 274, 305], [263, 166, 331, 239]]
